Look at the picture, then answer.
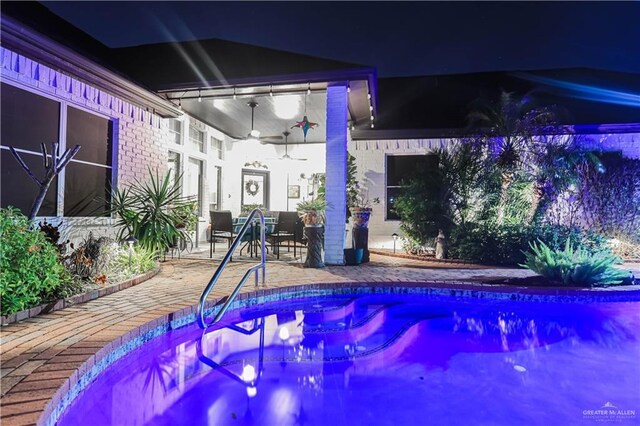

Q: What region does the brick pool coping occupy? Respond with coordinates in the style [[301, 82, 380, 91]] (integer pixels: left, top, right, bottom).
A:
[[38, 280, 640, 426], [0, 268, 161, 326]]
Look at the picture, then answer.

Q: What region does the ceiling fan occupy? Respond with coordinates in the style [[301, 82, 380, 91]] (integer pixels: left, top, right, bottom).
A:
[[243, 101, 283, 143], [279, 131, 307, 161]]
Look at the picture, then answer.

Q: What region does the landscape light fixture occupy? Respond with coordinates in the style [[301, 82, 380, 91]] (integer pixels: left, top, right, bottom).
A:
[[307, 83, 311, 95], [392, 233, 398, 253], [198, 90, 202, 102], [347, 82, 351, 93], [125, 235, 137, 268]]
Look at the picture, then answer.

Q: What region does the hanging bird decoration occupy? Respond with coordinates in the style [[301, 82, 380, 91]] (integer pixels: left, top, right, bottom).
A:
[[291, 116, 318, 141], [291, 94, 318, 141]]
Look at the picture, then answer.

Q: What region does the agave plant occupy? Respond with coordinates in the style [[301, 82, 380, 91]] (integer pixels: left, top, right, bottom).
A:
[[521, 238, 628, 287], [110, 169, 193, 256]]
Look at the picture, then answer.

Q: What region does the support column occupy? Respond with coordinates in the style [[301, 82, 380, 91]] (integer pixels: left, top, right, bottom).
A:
[[324, 84, 348, 265]]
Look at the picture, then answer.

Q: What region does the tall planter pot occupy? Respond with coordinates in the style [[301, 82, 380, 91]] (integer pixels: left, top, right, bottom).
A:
[[350, 208, 372, 263], [304, 225, 325, 268]]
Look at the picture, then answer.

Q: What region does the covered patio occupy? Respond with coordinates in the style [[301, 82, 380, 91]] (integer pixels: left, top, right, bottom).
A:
[[111, 38, 378, 265]]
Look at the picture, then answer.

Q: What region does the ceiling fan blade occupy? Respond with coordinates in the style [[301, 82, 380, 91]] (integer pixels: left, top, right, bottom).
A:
[[260, 135, 284, 143]]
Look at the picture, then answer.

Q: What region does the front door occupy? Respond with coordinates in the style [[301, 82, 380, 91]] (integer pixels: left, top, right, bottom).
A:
[[241, 169, 269, 210]]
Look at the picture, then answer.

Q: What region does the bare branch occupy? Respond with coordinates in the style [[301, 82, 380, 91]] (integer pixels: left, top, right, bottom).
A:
[[55, 144, 81, 174], [9, 147, 42, 186], [51, 142, 59, 173], [41, 143, 50, 169]]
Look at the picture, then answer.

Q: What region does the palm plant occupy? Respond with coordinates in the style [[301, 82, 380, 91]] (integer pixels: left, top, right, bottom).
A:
[[469, 91, 558, 224], [528, 141, 603, 221]]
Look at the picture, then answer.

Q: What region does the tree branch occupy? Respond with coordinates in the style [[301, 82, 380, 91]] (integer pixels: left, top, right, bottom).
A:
[[55, 144, 81, 175], [9, 147, 42, 186], [41, 143, 50, 169]]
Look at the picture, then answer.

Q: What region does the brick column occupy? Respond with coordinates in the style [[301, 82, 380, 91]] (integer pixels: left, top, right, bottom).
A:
[[324, 84, 348, 265]]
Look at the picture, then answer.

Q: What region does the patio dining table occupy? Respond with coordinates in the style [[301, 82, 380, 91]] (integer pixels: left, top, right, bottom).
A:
[[233, 216, 277, 257]]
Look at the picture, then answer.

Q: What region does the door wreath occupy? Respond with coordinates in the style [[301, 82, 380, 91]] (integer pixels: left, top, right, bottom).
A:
[[245, 179, 260, 196]]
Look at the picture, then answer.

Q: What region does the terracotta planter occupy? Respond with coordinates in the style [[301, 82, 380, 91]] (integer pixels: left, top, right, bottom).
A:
[[351, 208, 372, 229]]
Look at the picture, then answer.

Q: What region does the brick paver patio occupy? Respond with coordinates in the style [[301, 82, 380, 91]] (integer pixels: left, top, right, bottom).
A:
[[0, 254, 635, 425]]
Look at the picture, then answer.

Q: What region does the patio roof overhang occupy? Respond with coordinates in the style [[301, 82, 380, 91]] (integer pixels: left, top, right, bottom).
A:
[[158, 68, 378, 144]]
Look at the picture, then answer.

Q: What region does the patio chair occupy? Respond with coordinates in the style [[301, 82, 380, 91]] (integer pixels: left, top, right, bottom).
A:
[[267, 211, 300, 259], [209, 211, 234, 258]]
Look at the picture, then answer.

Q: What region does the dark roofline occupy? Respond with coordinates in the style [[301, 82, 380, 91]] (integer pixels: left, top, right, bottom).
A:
[[0, 14, 181, 117], [352, 122, 640, 141]]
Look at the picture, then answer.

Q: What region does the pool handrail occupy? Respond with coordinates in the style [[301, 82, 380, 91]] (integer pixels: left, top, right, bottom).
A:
[[197, 208, 266, 328]]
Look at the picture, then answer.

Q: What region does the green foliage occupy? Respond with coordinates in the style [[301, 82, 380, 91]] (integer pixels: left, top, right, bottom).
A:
[[111, 169, 192, 255], [0, 207, 73, 315], [578, 153, 640, 243], [346, 153, 359, 209], [118, 246, 157, 276], [448, 222, 608, 266], [66, 238, 156, 285], [521, 239, 628, 287], [394, 162, 452, 244], [241, 204, 264, 215], [395, 141, 489, 244], [296, 198, 330, 225], [171, 200, 198, 232]]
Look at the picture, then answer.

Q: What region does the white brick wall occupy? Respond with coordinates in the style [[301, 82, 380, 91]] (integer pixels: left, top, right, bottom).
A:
[[1, 47, 172, 245], [349, 133, 640, 249]]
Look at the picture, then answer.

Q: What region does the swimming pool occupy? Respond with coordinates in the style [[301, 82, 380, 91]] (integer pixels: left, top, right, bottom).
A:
[[51, 286, 640, 426]]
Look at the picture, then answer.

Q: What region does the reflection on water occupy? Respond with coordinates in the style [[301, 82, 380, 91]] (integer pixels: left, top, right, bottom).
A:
[[59, 295, 640, 426]]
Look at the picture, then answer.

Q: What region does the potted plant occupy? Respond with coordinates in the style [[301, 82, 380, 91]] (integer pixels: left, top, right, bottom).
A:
[[349, 184, 379, 229], [348, 185, 379, 263], [296, 198, 328, 268]]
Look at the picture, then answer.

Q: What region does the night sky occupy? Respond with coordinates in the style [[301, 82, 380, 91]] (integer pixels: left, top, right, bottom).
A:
[[42, 1, 640, 77]]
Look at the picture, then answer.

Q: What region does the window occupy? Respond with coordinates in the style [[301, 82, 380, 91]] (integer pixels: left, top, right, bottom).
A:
[[186, 158, 204, 216], [211, 136, 223, 160], [386, 154, 438, 220], [189, 126, 205, 153], [168, 119, 182, 145], [64, 107, 113, 217], [167, 151, 182, 189], [210, 166, 222, 211], [1, 84, 113, 217], [1, 83, 60, 215]]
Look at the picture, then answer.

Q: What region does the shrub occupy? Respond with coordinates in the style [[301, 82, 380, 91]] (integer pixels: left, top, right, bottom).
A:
[[0, 208, 73, 315], [111, 169, 193, 255], [521, 239, 629, 287], [578, 153, 640, 243], [117, 245, 157, 277], [66, 238, 157, 285], [448, 222, 608, 266]]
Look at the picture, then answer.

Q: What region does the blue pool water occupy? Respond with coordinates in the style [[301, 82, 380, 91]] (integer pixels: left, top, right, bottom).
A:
[[57, 293, 640, 425]]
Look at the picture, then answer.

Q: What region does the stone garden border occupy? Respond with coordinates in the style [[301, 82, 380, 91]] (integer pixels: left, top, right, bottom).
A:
[[0, 268, 160, 326]]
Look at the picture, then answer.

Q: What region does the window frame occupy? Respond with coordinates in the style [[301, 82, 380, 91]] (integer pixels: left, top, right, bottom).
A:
[[210, 136, 224, 160], [385, 153, 437, 221], [0, 80, 117, 218], [168, 119, 183, 145], [189, 126, 205, 153]]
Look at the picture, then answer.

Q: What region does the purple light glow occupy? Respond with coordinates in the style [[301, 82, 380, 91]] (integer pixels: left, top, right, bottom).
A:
[[56, 294, 640, 426]]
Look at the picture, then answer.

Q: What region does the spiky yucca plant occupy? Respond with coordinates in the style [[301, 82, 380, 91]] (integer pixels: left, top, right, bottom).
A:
[[521, 238, 628, 287]]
